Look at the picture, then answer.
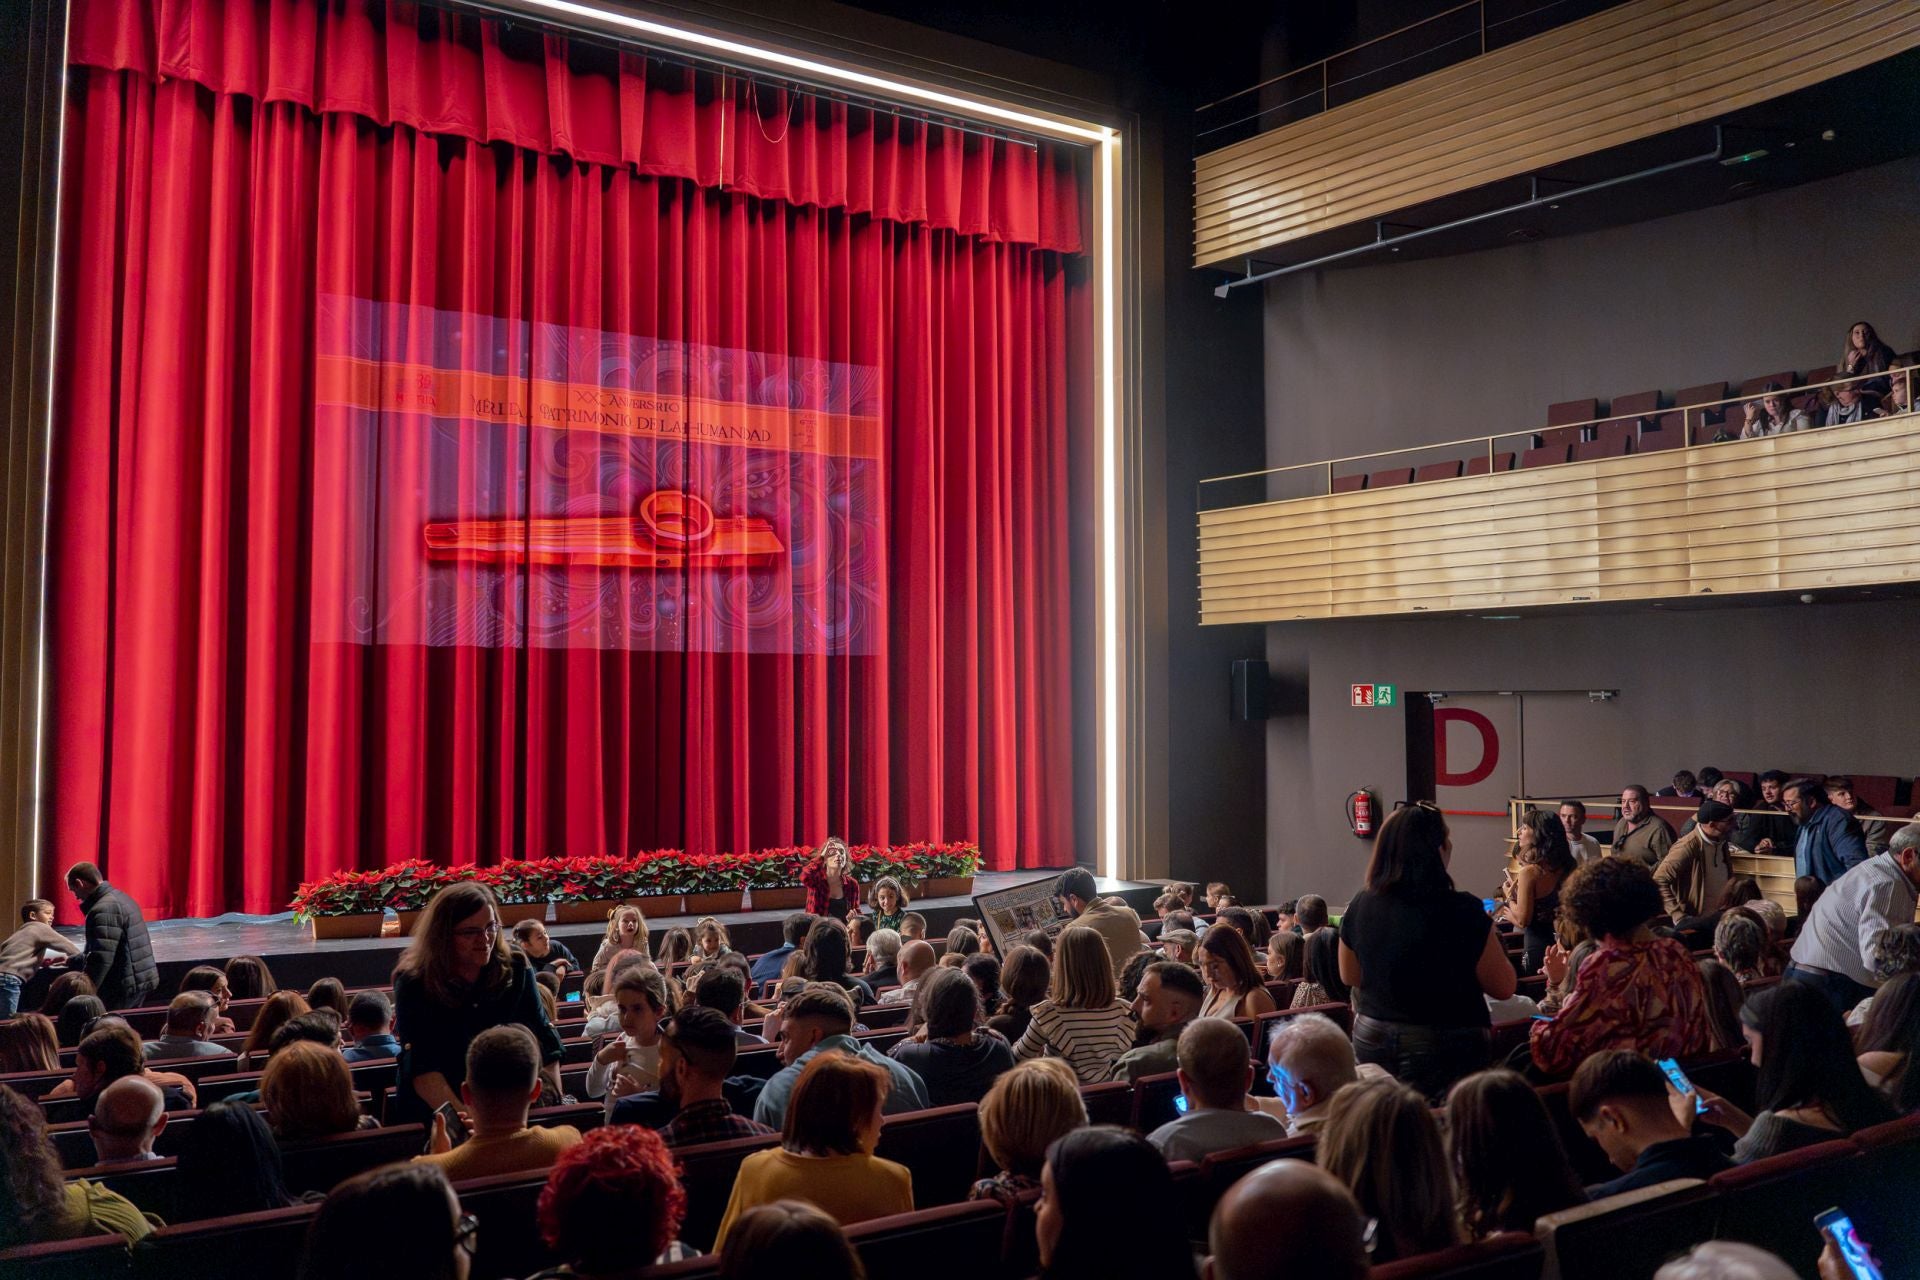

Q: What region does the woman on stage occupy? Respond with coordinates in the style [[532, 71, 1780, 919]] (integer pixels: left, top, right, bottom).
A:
[[391, 881, 563, 1123], [802, 838, 862, 923]]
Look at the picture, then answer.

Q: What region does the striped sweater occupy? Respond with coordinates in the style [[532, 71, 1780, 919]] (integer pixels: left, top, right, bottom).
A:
[[1012, 998, 1136, 1083]]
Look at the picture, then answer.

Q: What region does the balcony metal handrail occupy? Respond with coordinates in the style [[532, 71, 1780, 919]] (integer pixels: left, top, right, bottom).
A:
[[1198, 364, 1915, 509]]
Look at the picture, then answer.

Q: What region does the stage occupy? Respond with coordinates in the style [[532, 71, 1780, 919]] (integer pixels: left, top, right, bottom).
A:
[[100, 872, 1164, 991]]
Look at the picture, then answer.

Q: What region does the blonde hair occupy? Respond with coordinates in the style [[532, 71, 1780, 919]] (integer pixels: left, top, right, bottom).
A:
[[979, 1058, 1086, 1176], [1049, 926, 1117, 1010], [602, 906, 650, 955], [262, 1041, 363, 1140], [695, 917, 731, 954]]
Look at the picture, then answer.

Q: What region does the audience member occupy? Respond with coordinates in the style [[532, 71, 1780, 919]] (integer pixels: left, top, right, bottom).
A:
[[1196, 923, 1277, 1020], [1215, 904, 1265, 948], [1658, 771, 1702, 800], [1445, 1068, 1587, 1236], [656, 928, 694, 967], [898, 912, 928, 942], [1036, 1126, 1196, 1279], [1292, 894, 1326, 934], [1530, 856, 1713, 1077], [41, 969, 96, 1021], [864, 876, 909, 937], [721, 1053, 913, 1246], [305, 976, 350, 1022], [802, 918, 875, 1005], [0, 1083, 155, 1245], [1692, 982, 1894, 1161], [1697, 959, 1747, 1053], [1848, 922, 1920, 1028], [522, 1127, 693, 1276], [861, 928, 902, 991], [689, 965, 766, 1045], [1656, 1242, 1799, 1280], [1656, 800, 1738, 923], [88, 1075, 168, 1164], [1875, 364, 1912, 417], [1116, 950, 1153, 1004], [54, 993, 106, 1048], [1264, 929, 1303, 981], [145, 991, 236, 1061], [272, 1010, 345, 1055], [720, 1201, 866, 1280], [1055, 866, 1143, 977], [963, 951, 1003, 1017], [391, 881, 564, 1122], [1559, 799, 1602, 866], [1146, 1018, 1286, 1161], [588, 906, 650, 981], [1713, 912, 1770, 984], [1013, 925, 1135, 1084], [1501, 808, 1578, 974], [888, 966, 1014, 1105], [0, 897, 78, 1018], [263, 1040, 375, 1141], [0, 1011, 59, 1072], [175, 1099, 302, 1219], [583, 949, 651, 1033], [1293, 924, 1350, 1007], [1739, 384, 1809, 437], [1572, 1050, 1732, 1198], [1786, 820, 1920, 1013], [1857, 972, 1920, 1113], [1339, 802, 1516, 1099], [1739, 773, 1798, 854], [654, 1006, 775, 1146], [1841, 322, 1897, 382], [988, 944, 1049, 1042], [177, 964, 238, 1034], [298, 1162, 470, 1280], [54, 1021, 194, 1109], [1319, 1078, 1463, 1264], [753, 984, 927, 1128], [1824, 777, 1891, 859], [344, 989, 400, 1061], [971, 1057, 1087, 1205], [1255, 1010, 1359, 1137], [239, 991, 312, 1068], [65, 861, 158, 1010], [1612, 786, 1675, 866], [1784, 776, 1867, 885], [1160, 927, 1199, 966], [1206, 1159, 1369, 1280], [694, 916, 733, 961], [878, 938, 936, 1010], [1108, 959, 1203, 1081], [1824, 380, 1879, 425], [750, 913, 814, 986], [513, 919, 581, 977], [224, 954, 276, 1000], [409, 1024, 581, 1179], [800, 837, 862, 923], [587, 965, 667, 1114]]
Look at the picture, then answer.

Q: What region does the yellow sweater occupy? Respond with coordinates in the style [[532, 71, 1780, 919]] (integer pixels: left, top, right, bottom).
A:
[[712, 1148, 913, 1247]]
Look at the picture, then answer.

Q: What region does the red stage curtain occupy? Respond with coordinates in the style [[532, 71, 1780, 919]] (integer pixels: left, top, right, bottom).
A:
[[49, 0, 1087, 920]]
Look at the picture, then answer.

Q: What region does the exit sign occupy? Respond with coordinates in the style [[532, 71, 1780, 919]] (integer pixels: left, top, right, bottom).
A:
[[1351, 683, 1397, 708]]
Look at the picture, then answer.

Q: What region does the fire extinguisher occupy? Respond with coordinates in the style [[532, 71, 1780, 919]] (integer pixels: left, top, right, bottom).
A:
[[1347, 788, 1377, 839]]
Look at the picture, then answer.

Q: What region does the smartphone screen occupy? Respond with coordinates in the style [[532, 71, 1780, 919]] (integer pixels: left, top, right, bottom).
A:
[[565, 990, 582, 1003], [1172, 1093, 1189, 1115], [1814, 1209, 1884, 1280], [1657, 1057, 1706, 1114], [1481, 898, 1498, 914], [434, 1101, 470, 1148]]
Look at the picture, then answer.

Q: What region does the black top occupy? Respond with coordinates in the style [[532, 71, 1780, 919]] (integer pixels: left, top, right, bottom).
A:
[[529, 939, 580, 975], [866, 964, 899, 991], [1586, 1135, 1733, 1200], [824, 974, 876, 1005], [1340, 889, 1494, 1028], [986, 1007, 1032, 1043], [888, 1036, 1016, 1107], [392, 953, 564, 1122], [80, 883, 159, 1010]]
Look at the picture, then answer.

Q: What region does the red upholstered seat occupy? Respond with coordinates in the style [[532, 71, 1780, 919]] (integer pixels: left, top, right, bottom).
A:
[[1415, 460, 1464, 483], [1519, 444, 1568, 469], [1536, 1181, 1720, 1280], [1637, 425, 1680, 452], [1370, 468, 1415, 488], [1331, 473, 1367, 494], [1676, 381, 1728, 409], [1609, 389, 1661, 416], [1370, 1231, 1546, 1279], [1547, 398, 1598, 426], [875, 1102, 984, 1207], [842, 1201, 1010, 1280], [1573, 437, 1631, 462], [0, 1234, 133, 1280], [133, 1203, 321, 1280], [1737, 370, 1797, 397], [1538, 426, 1583, 450], [1710, 1140, 1863, 1275]]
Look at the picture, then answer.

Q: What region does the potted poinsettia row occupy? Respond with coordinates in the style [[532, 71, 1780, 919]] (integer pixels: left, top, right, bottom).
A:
[[288, 843, 981, 939]]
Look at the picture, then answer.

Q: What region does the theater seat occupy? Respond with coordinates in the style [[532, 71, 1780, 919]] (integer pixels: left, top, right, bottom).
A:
[[1130, 1071, 1184, 1133], [281, 1123, 429, 1197], [1676, 381, 1729, 408], [1534, 1179, 1719, 1280], [1737, 371, 1797, 397], [1197, 1132, 1317, 1201], [1371, 1231, 1545, 1279], [1803, 364, 1837, 390], [0, 1235, 132, 1280], [674, 1131, 782, 1251], [1572, 437, 1631, 462], [1463, 452, 1515, 475], [1370, 468, 1414, 488], [1709, 1139, 1862, 1275], [875, 1103, 983, 1207], [1332, 473, 1367, 494], [1546, 398, 1598, 427], [1415, 460, 1464, 484], [845, 1201, 1010, 1280], [453, 1169, 557, 1280], [133, 1203, 321, 1280], [1609, 390, 1661, 417], [1538, 426, 1583, 450], [1519, 444, 1568, 469]]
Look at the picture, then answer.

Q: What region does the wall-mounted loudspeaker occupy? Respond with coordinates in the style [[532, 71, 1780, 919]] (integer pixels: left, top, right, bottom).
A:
[[1231, 659, 1271, 722]]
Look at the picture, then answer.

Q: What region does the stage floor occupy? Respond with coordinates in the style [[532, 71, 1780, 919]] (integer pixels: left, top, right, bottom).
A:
[[114, 871, 1163, 990]]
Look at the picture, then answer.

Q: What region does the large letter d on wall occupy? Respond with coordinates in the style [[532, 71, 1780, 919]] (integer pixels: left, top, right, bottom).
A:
[[1434, 708, 1499, 787]]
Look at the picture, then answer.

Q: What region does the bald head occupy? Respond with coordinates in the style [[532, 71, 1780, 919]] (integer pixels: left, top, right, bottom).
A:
[[897, 939, 937, 984], [90, 1075, 166, 1161], [1207, 1160, 1367, 1280]]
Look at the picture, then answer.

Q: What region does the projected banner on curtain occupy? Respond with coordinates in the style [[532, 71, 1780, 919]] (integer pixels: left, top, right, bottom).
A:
[[312, 295, 883, 654]]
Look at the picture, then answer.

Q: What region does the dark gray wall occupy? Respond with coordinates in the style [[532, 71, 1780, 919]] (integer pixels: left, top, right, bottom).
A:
[[1264, 155, 1920, 467], [1258, 155, 1920, 906]]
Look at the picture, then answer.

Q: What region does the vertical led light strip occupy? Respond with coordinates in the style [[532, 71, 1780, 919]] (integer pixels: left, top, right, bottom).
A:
[[1096, 131, 1123, 882]]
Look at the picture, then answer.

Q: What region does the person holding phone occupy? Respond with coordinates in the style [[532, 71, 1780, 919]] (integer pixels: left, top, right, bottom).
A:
[[801, 837, 862, 923], [1815, 1209, 1886, 1280], [391, 881, 564, 1123]]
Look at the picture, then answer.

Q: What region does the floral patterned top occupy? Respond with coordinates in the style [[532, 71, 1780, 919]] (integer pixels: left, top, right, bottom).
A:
[[1530, 935, 1715, 1077]]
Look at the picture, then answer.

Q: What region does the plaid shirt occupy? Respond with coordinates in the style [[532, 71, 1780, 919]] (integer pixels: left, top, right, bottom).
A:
[[660, 1098, 774, 1148]]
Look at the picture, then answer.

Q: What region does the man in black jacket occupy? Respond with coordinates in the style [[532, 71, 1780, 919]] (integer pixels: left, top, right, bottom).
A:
[[66, 862, 158, 1010]]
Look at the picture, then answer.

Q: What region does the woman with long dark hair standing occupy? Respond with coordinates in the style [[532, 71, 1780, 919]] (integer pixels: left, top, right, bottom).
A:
[[1338, 802, 1517, 1101], [391, 881, 563, 1123], [1499, 808, 1578, 975]]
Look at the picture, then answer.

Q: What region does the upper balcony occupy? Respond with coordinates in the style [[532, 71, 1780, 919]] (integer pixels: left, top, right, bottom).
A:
[[1196, 368, 1920, 624]]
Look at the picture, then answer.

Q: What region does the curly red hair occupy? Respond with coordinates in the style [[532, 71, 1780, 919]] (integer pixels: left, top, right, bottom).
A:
[[537, 1125, 688, 1268]]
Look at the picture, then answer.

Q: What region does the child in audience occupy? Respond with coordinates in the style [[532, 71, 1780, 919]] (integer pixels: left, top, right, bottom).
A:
[[898, 911, 928, 942], [868, 876, 909, 935], [512, 919, 581, 978], [590, 906, 649, 978], [586, 966, 668, 1116], [656, 928, 694, 966], [1265, 929, 1303, 981], [988, 944, 1050, 1043], [1875, 362, 1912, 417], [305, 977, 350, 1022], [0, 898, 79, 1018], [1319, 1079, 1464, 1264], [694, 917, 733, 960], [1292, 926, 1349, 1008]]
